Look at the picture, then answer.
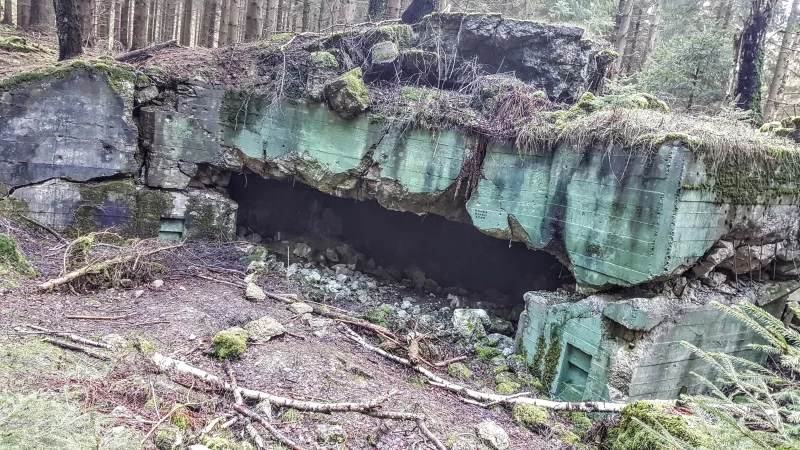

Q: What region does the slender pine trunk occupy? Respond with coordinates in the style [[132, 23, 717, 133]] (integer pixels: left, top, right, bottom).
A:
[[130, 0, 149, 49], [119, 0, 130, 48], [764, 0, 800, 121], [227, 0, 239, 42], [29, 0, 55, 29], [2, 0, 14, 24], [613, 0, 635, 74], [180, 0, 193, 45]]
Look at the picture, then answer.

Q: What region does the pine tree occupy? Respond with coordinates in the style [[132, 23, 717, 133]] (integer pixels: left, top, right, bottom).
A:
[[764, 0, 800, 121], [17, 0, 31, 29], [131, 0, 150, 49], [28, 0, 55, 29], [244, 0, 262, 40], [734, 0, 779, 123], [2, 0, 13, 24], [180, 0, 194, 45]]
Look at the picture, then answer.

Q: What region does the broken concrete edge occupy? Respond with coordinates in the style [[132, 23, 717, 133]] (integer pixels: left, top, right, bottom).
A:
[[515, 280, 799, 402], [1, 179, 237, 241]]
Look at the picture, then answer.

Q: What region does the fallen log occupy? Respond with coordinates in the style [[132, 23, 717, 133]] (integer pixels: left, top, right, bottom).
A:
[[115, 40, 178, 61], [150, 352, 394, 412], [342, 325, 638, 413]]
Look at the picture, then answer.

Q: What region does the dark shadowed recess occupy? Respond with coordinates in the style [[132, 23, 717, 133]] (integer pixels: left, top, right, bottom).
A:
[[229, 173, 572, 304]]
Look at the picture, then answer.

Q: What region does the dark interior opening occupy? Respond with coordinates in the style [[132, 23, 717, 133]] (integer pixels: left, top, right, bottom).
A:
[[229, 173, 572, 305]]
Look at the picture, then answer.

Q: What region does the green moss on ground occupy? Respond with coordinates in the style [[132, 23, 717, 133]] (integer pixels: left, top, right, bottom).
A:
[[363, 304, 393, 328], [476, 345, 500, 360], [496, 381, 521, 394], [512, 404, 550, 430], [212, 328, 248, 360], [609, 401, 713, 450], [402, 86, 440, 103], [281, 408, 300, 423], [0, 233, 36, 277]]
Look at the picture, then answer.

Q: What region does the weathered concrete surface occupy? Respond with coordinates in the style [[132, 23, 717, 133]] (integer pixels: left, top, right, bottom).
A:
[[139, 80, 800, 289], [0, 68, 138, 187], [5, 179, 237, 239], [517, 283, 797, 402]]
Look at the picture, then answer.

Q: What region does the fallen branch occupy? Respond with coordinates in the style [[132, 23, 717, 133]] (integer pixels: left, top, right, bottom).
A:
[[264, 291, 399, 342], [200, 414, 234, 437], [22, 324, 112, 349], [342, 326, 634, 413], [38, 243, 181, 291], [42, 338, 111, 361], [245, 421, 267, 450], [194, 273, 244, 288], [150, 352, 394, 412], [19, 214, 67, 243], [233, 404, 303, 450], [433, 355, 468, 367], [140, 403, 186, 446], [115, 39, 178, 61], [65, 313, 139, 321]]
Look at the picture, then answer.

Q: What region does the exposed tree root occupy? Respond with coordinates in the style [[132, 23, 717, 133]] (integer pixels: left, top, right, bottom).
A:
[[342, 325, 638, 413]]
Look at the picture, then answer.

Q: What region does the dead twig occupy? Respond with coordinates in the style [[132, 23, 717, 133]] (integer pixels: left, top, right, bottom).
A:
[[21, 324, 112, 349], [194, 273, 245, 288], [433, 355, 468, 367], [65, 313, 139, 321], [42, 338, 111, 361], [366, 411, 447, 450], [19, 214, 67, 243], [233, 404, 303, 450]]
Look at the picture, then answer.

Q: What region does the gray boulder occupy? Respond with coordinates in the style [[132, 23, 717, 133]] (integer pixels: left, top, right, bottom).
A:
[[453, 308, 491, 340], [243, 316, 285, 343], [476, 420, 510, 450]]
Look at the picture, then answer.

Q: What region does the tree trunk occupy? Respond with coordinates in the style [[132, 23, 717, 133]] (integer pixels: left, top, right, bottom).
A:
[[264, 0, 275, 34], [2, 0, 14, 25], [284, 0, 291, 29], [76, 0, 94, 45], [338, 0, 353, 27], [300, 0, 308, 30], [244, 0, 261, 40], [53, 0, 82, 59], [114, 0, 123, 44], [622, 3, 642, 75], [227, 0, 239, 42], [275, 0, 283, 31], [18, 0, 31, 28], [387, 0, 400, 19], [764, 0, 800, 121], [641, 0, 662, 69], [201, 0, 218, 47], [613, 0, 635, 74], [97, 0, 111, 49], [119, 0, 130, 48], [130, 0, 150, 49], [734, 0, 778, 123], [773, 32, 800, 119], [29, 0, 55, 29], [180, 0, 193, 45], [316, 0, 323, 30], [218, 0, 228, 44], [147, 0, 156, 43], [163, 0, 177, 39], [368, 0, 387, 20]]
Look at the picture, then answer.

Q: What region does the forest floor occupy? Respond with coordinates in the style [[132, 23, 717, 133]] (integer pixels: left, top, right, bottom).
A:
[[0, 217, 577, 450]]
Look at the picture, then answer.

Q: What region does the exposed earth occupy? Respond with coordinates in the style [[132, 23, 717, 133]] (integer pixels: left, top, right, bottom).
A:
[[0, 218, 596, 450]]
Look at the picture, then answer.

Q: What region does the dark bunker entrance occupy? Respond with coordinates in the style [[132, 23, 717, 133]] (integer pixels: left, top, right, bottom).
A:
[[228, 173, 572, 307]]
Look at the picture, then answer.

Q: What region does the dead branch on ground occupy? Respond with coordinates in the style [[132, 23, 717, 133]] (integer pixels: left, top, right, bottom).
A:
[[115, 40, 179, 61], [20, 324, 112, 349], [42, 338, 111, 361], [65, 313, 139, 321], [18, 214, 67, 243], [233, 404, 303, 450], [342, 325, 639, 413]]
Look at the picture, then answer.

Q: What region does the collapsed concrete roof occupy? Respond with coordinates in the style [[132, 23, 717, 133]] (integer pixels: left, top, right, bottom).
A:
[[1, 13, 799, 291]]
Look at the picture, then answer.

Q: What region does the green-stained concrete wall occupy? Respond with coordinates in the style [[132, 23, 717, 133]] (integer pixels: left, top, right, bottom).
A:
[[517, 285, 795, 402], [138, 79, 800, 289]]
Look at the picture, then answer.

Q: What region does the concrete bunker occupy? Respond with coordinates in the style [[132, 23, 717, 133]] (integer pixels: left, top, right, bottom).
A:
[[228, 173, 573, 306]]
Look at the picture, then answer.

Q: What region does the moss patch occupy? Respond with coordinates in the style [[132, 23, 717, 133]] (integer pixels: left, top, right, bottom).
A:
[[541, 333, 562, 392], [0, 36, 52, 53], [370, 24, 415, 48], [512, 404, 550, 431], [496, 381, 521, 394], [339, 68, 370, 105], [281, 408, 300, 423], [363, 304, 393, 328], [212, 328, 248, 360], [610, 401, 713, 450], [0, 60, 135, 102], [0, 233, 36, 277], [476, 345, 500, 360]]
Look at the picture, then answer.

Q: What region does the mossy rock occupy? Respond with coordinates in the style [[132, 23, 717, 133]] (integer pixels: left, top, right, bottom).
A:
[[370, 41, 400, 65], [154, 425, 182, 450], [367, 24, 416, 48], [402, 86, 440, 103], [211, 327, 248, 360], [494, 371, 517, 384], [324, 68, 371, 118], [447, 362, 473, 379], [610, 401, 713, 450], [512, 404, 550, 431], [476, 345, 500, 360], [0, 36, 52, 53], [0, 233, 37, 277], [310, 51, 339, 70]]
